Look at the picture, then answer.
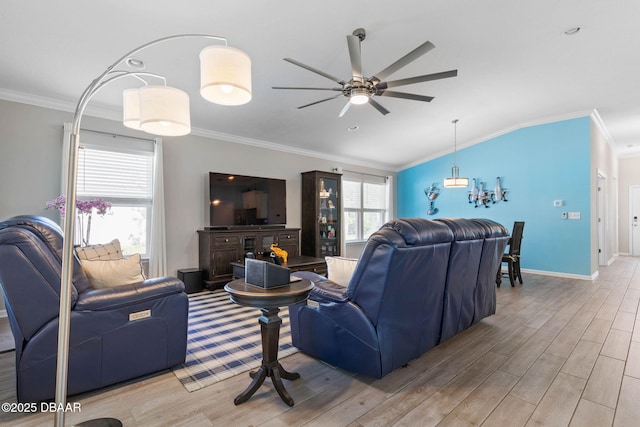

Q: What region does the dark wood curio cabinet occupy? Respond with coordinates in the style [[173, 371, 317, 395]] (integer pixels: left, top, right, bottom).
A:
[[301, 170, 341, 257]]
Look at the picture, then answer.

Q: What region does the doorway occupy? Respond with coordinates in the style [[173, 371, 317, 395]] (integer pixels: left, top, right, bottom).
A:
[[630, 186, 640, 256]]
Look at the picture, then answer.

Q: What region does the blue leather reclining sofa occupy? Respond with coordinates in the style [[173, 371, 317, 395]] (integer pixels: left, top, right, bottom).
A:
[[289, 217, 509, 379], [0, 215, 188, 403]]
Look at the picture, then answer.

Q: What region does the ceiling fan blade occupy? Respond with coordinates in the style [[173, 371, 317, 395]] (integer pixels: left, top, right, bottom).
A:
[[368, 98, 390, 116], [378, 90, 434, 102], [272, 86, 343, 91], [347, 35, 363, 80], [338, 100, 352, 117], [283, 58, 346, 85], [297, 94, 343, 109], [379, 70, 458, 89], [371, 41, 436, 83]]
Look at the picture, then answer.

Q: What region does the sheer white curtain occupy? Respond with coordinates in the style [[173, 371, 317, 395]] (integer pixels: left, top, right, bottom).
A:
[[149, 138, 167, 277]]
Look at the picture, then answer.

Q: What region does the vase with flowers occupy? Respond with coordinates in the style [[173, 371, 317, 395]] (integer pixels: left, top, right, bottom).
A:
[[46, 195, 112, 247]]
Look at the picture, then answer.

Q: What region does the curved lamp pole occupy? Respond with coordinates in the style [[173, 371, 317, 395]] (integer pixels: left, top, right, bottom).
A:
[[55, 34, 250, 427]]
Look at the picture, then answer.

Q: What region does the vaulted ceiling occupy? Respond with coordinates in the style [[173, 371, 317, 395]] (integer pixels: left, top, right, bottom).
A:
[[1, 0, 639, 170]]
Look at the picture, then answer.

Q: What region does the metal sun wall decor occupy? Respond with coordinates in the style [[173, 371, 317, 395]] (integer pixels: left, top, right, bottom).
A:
[[468, 177, 508, 208], [424, 183, 440, 215]]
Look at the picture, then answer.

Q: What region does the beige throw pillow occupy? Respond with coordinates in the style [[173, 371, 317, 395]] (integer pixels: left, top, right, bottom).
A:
[[81, 253, 145, 289], [76, 239, 123, 261], [325, 256, 358, 287]]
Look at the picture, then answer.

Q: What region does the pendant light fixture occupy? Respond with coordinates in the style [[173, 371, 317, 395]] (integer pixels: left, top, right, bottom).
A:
[[443, 119, 469, 188]]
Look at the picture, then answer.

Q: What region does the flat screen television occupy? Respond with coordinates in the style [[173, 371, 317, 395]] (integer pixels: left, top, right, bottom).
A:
[[209, 172, 287, 228]]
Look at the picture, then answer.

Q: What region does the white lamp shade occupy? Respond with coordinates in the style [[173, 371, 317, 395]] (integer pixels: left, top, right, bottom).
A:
[[139, 85, 191, 136], [200, 45, 252, 106], [122, 88, 141, 130], [443, 165, 469, 188], [443, 177, 470, 188]]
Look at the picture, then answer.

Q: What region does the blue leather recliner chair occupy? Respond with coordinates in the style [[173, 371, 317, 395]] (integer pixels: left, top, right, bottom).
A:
[[289, 218, 509, 379], [0, 215, 188, 403]]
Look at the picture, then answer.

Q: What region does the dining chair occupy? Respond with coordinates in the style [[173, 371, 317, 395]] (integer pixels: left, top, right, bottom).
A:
[[497, 221, 525, 287]]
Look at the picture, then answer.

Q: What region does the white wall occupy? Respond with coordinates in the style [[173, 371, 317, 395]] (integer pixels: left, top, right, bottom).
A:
[[590, 116, 619, 272], [617, 156, 640, 254], [161, 132, 393, 275], [0, 100, 67, 219]]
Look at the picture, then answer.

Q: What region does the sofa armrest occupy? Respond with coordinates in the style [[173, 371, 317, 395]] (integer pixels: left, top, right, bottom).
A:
[[74, 277, 185, 311], [291, 271, 349, 303], [309, 280, 349, 303]]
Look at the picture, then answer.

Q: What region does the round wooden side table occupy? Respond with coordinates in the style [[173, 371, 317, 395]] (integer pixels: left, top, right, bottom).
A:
[[224, 278, 313, 406]]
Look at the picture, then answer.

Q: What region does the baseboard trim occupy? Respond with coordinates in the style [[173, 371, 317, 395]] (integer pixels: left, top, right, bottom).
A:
[[503, 267, 595, 281], [0, 310, 7, 318]]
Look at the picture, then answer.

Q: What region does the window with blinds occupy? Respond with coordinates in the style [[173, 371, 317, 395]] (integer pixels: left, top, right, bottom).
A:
[[77, 148, 153, 201], [75, 134, 155, 256], [343, 173, 388, 242]]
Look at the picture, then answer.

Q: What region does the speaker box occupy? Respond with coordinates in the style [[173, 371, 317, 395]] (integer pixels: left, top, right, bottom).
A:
[[245, 258, 291, 289], [177, 268, 203, 294]]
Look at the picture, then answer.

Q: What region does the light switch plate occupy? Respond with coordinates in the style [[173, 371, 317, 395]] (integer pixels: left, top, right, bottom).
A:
[[568, 211, 581, 220]]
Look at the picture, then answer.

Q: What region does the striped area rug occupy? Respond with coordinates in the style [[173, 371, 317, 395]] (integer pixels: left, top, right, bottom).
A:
[[172, 290, 298, 392]]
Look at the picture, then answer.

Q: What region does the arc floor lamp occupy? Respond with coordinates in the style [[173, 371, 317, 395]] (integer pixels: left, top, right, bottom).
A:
[[56, 34, 251, 427]]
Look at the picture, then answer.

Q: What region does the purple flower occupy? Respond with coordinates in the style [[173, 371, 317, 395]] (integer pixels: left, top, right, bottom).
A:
[[45, 196, 111, 218]]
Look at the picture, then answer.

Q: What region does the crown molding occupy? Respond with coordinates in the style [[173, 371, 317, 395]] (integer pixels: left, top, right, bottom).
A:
[[0, 88, 392, 171], [398, 109, 595, 171], [189, 126, 392, 171], [590, 109, 617, 152]]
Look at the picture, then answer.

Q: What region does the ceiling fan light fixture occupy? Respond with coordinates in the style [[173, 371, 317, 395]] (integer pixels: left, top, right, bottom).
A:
[[349, 87, 370, 105], [200, 45, 252, 106]]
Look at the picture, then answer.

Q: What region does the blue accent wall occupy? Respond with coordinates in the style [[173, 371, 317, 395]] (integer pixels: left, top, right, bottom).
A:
[[397, 117, 591, 276]]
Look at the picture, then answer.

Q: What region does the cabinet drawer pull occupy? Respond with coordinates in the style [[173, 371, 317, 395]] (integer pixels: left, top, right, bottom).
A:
[[224, 238, 229, 242]]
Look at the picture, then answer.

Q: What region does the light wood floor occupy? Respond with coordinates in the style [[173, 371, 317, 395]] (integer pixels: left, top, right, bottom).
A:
[[1, 257, 640, 426]]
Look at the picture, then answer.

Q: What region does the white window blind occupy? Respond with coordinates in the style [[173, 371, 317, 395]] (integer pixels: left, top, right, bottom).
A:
[[343, 180, 361, 209], [343, 172, 388, 242], [77, 148, 153, 201], [363, 182, 386, 210]]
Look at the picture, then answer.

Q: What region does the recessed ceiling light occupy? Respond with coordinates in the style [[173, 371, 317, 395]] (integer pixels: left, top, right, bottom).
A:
[[563, 26, 582, 36], [347, 126, 359, 132], [126, 57, 145, 69]]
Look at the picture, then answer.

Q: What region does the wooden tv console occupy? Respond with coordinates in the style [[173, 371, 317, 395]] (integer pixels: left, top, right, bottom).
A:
[[198, 227, 307, 288]]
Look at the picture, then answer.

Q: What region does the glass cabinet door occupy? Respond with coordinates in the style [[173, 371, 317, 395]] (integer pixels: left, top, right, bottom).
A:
[[301, 170, 342, 258], [318, 176, 339, 256]]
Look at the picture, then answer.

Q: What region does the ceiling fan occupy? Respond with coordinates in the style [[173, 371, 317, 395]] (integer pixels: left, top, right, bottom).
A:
[[273, 28, 458, 117]]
